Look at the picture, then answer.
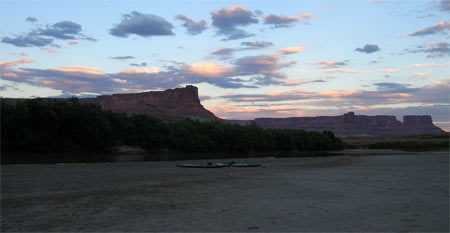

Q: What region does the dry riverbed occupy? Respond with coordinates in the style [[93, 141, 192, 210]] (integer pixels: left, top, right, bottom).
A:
[[1, 150, 449, 232]]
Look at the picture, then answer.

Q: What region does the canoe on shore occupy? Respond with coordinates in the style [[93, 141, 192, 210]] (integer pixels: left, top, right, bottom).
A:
[[176, 162, 265, 168], [176, 163, 230, 168]]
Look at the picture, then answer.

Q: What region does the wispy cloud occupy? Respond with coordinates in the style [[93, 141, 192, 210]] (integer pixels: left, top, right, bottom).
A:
[[1, 32, 54, 47], [214, 80, 450, 119], [1, 20, 95, 48], [411, 72, 433, 80], [409, 62, 450, 68], [121, 67, 159, 74], [407, 22, 450, 37], [402, 42, 450, 58], [0, 58, 34, 70], [240, 41, 273, 49], [110, 56, 135, 60], [314, 61, 348, 69], [378, 68, 399, 73], [279, 46, 304, 54], [208, 41, 274, 60], [263, 13, 314, 28]]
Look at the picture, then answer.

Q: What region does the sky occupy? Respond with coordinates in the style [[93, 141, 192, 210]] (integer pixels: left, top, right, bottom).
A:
[[1, 0, 449, 130]]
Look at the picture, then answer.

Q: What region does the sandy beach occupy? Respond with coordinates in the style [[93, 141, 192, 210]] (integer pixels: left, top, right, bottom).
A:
[[1, 150, 449, 232]]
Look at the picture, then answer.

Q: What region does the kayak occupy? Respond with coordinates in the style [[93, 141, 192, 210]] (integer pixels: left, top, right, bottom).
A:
[[231, 163, 264, 167], [177, 163, 230, 168]]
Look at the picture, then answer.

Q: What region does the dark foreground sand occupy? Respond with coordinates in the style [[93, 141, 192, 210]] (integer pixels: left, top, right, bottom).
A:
[[1, 151, 449, 232]]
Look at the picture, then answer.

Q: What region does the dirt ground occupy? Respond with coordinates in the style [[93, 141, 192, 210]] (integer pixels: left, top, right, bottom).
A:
[[1, 150, 449, 232]]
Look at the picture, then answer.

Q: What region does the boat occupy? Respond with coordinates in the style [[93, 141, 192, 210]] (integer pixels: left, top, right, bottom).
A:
[[176, 162, 230, 168], [231, 163, 264, 167]]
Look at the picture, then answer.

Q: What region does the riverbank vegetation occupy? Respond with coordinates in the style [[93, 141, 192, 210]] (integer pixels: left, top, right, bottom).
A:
[[1, 98, 343, 163]]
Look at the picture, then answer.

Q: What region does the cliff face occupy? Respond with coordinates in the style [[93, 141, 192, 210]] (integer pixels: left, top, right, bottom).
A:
[[82, 85, 217, 120], [246, 112, 444, 136]]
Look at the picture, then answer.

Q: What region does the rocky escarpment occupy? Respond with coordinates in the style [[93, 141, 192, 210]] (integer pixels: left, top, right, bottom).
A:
[[81, 85, 217, 120], [232, 112, 444, 136]]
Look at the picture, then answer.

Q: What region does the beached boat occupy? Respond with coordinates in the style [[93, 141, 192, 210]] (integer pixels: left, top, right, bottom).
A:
[[176, 162, 230, 168]]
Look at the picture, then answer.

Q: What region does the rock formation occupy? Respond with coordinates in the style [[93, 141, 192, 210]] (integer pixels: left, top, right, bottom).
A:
[[232, 112, 444, 136], [81, 85, 217, 120], [2, 86, 445, 135]]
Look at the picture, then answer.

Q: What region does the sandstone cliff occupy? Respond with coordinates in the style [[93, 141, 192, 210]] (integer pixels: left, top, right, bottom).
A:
[[81, 85, 217, 120], [232, 112, 444, 136]]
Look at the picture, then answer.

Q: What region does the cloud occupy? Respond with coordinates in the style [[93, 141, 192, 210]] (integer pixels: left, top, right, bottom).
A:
[[241, 41, 273, 49], [263, 13, 314, 28], [220, 81, 448, 112], [25, 17, 37, 23], [210, 80, 450, 121], [403, 42, 450, 58], [110, 11, 174, 38], [0, 58, 34, 70], [208, 41, 274, 60], [355, 44, 380, 53], [254, 10, 263, 16], [112, 78, 128, 84], [281, 78, 333, 86], [209, 47, 236, 60], [210, 5, 259, 40], [378, 68, 399, 73], [110, 56, 135, 60], [66, 40, 78, 46], [279, 46, 304, 54], [2, 64, 116, 95], [0, 51, 325, 95], [186, 63, 235, 78], [44, 48, 57, 53], [1, 32, 53, 47], [410, 62, 450, 68], [38, 21, 82, 40], [56, 66, 106, 77], [221, 88, 413, 106], [233, 54, 295, 76], [130, 62, 147, 67], [121, 67, 159, 74], [175, 15, 207, 35], [439, 0, 450, 11], [314, 61, 348, 69], [373, 82, 419, 93], [2, 20, 94, 48], [407, 22, 450, 37], [411, 72, 433, 80]]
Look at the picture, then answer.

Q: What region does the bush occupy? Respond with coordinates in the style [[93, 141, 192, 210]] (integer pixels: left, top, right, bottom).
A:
[[1, 98, 343, 158]]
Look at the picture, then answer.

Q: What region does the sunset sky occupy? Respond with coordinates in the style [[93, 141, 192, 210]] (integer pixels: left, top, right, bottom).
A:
[[1, 0, 449, 130]]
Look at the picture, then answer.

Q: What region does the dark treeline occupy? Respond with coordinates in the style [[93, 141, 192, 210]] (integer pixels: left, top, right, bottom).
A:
[[1, 98, 343, 163]]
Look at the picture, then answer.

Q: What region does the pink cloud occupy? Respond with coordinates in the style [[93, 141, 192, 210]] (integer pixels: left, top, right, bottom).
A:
[[279, 46, 304, 54], [0, 58, 34, 70], [187, 62, 234, 78], [378, 68, 399, 73], [120, 67, 160, 74], [66, 40, 78, 46], [56, 66, 106, 77], [410, 62, 450, 68], [314, 61, 347, 69]]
